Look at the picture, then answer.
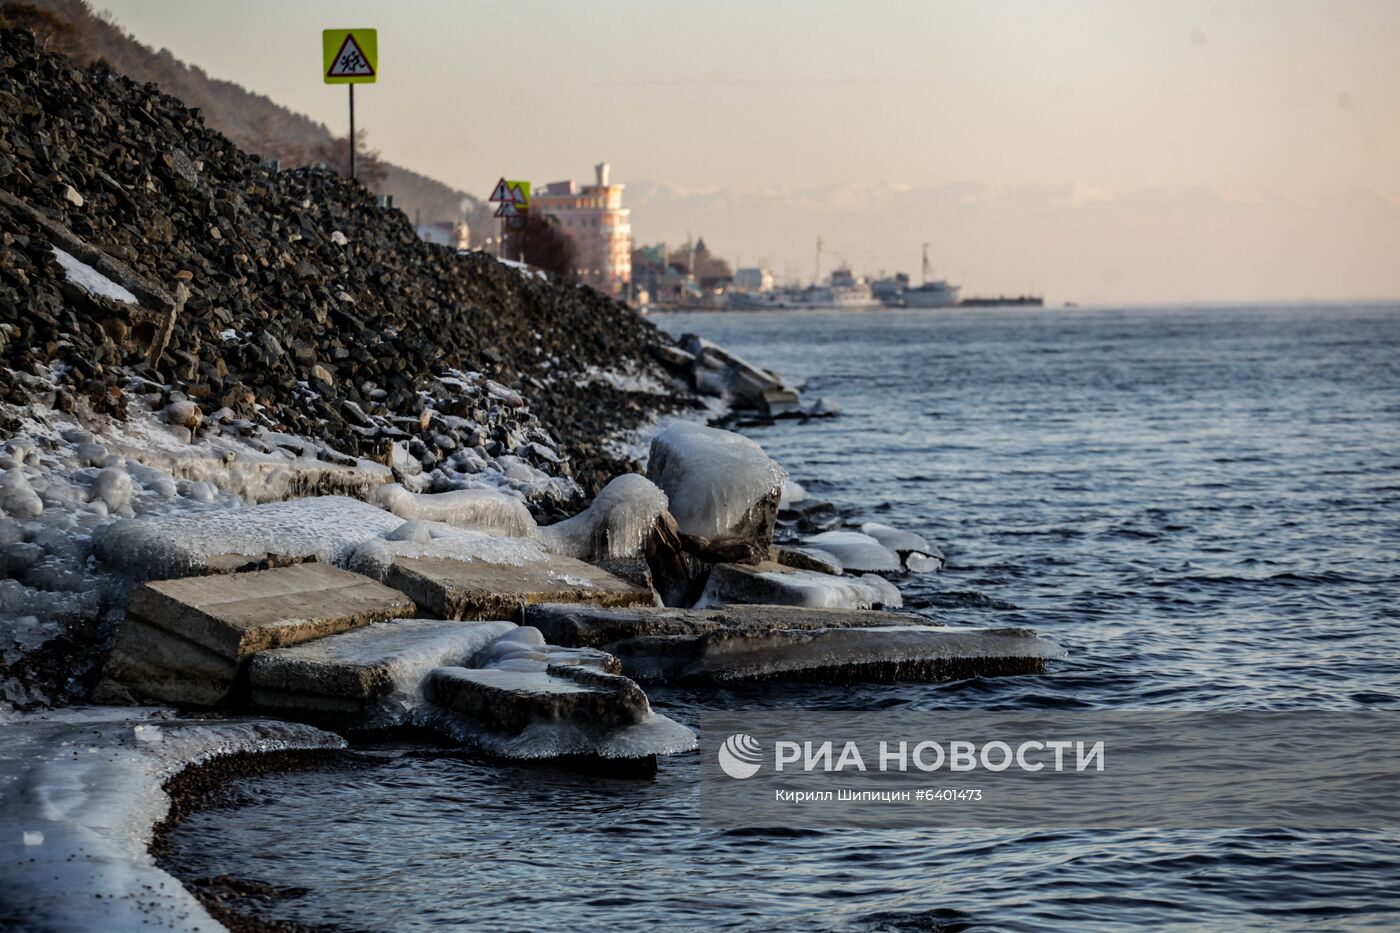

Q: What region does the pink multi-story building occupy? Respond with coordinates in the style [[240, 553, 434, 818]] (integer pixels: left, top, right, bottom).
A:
[[532, 163, 632, 296]]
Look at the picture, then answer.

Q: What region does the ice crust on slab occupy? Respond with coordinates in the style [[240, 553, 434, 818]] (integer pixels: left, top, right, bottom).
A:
[[646, 421, 785, 539], [537, 473, 668, 561], [348, 521, 553, 582], [51, 246, 138, 304], [374, 483, 538, 537], [96, 495, 404, 580], [248, 618, 516, 727], [698, 561, 900, 610], [803, 530, 903, 573], [0, 707, 343, 931]]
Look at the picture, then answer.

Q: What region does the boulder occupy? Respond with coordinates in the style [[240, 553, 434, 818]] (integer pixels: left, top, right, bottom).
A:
[[247, 618, 516, 723], [646, 422, 785, 552], [698, 561, 901, 610], [382, 553, 654, 620], [98, 562, 416, 706]]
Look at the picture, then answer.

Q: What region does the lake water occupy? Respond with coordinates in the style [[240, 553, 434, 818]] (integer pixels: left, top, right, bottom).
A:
[[165, 304, 1400, 930]]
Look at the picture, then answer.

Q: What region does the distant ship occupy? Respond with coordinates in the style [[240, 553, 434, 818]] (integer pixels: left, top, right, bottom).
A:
[[797, 267, 879, 308], [903, 244, 960, 308]]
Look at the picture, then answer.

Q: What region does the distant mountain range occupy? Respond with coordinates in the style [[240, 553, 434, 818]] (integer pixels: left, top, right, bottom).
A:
[[5, 0, 482, 228]]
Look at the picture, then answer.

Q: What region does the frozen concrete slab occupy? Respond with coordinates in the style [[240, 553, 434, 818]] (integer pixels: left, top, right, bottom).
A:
[[420, 661, 695, 762], [96, 495, 404, 580], [99, 562, 416, 706], [248, 618, 516, 724], [527, 602, 927, 648], [613, 624, 1063, 684], [699, 561, 901, 610], [425, 664, 649, 734], [384, 554, 653, 620], [523, 603, 1063, 684], [0, 707, 342, 932]]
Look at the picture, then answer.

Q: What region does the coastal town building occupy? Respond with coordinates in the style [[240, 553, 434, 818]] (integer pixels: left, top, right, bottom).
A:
[[733, 267, 775, 293], [532, 163, 632, 296]]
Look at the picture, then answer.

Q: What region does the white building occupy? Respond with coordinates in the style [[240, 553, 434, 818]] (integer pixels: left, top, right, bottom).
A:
[[531, 163, 632, 296]]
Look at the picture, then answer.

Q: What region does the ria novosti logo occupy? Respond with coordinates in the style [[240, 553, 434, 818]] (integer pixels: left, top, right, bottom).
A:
[[717, 733, 763, 779]]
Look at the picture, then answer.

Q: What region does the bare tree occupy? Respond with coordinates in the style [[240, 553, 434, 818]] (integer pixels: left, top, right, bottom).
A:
[[506, 213, 575, 281], [1, 2, 75, 51]]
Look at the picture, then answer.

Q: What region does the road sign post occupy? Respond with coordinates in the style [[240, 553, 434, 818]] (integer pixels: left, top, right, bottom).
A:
[[322, 29, 378, 182], [489, 178, 532, 260]]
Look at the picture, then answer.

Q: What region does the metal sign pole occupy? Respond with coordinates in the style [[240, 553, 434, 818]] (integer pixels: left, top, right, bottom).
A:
[[348, 84, 356, 181]]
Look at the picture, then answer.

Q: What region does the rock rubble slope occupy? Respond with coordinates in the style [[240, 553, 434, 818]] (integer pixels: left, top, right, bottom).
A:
[[0, 25, 685, 497]]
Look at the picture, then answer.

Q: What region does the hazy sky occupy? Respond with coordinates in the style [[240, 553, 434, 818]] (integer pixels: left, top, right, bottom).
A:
[[96, 0, 1400, 303]]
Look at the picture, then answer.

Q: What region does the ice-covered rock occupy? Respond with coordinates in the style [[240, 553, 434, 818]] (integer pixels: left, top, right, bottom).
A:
[[859, 521, 932, 555], [0, 468, 43, 518], [698, 561, 900, 610], [538, 473, 668, 561], [98, 562, 416, 706], [859, 521, 946, 571], [646, 422, 785, 548], [374, 482, 537, 537], [92, 467, 133, 513], [802, 530, 902, 573]]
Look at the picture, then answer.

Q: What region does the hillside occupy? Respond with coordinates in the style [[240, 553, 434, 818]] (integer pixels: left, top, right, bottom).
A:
[[3, 0, 482, 228]]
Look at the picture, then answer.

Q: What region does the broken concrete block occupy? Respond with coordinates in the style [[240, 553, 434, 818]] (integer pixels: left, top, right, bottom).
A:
[[247, 618, 516, 724], [757, 388, 802, 417], [698, 561, 899, 610], [99, 562, 416, 706], [383, 553, 654, 620], [424, 664, 649, 735]]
